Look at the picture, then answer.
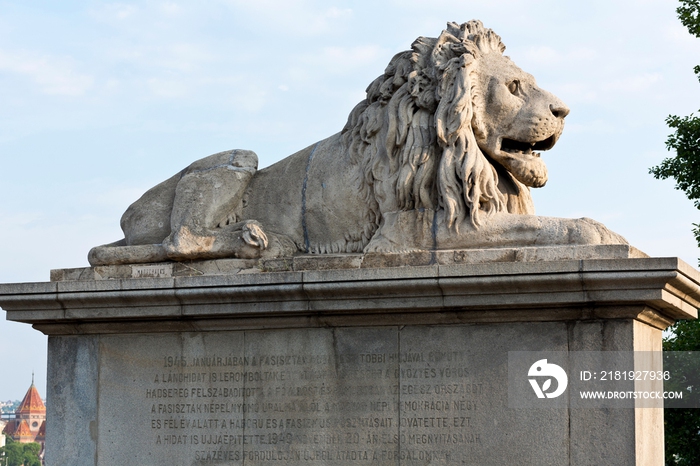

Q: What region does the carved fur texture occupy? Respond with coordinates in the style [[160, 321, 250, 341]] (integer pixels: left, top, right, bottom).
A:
[[89, 20, 587, 266], [341, 20, 557, 236]]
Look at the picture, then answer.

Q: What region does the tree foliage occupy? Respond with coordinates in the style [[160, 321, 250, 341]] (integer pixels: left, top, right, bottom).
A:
[[649, 114, 700, 201], [0, 438, 41, 466], [664, 321, 700, 465], [677, 0, 700, 38], [651, 114, 700, 246], [651, 1, 700, 465], [651, 114, 700, 208], [650, 0, 700, 226]]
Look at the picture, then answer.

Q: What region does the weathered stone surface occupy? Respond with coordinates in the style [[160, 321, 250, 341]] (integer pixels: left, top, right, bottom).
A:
[[46, 335, 99, 466], [87, 20, 629, 266], [38, 321, 666, 465], [2, 256, 698, 465], [2, 257, 697, 333], [51, 244, 646, 282]]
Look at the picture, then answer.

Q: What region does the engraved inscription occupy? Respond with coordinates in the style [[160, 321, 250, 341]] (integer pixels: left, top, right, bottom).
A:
[[101, 327, 495, 465], [131, 329, 484, 464], [131, 263, 173, 278]]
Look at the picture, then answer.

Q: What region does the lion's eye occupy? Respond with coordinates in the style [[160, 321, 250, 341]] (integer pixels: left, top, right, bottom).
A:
[[507, 80, 519, 95]]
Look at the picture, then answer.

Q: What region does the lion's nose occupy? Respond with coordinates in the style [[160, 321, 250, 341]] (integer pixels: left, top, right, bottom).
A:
[[550, 103, 570, 119]]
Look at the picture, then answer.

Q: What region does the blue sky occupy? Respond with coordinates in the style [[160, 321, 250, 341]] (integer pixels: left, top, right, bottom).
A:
[[1, 0, 700, 400]]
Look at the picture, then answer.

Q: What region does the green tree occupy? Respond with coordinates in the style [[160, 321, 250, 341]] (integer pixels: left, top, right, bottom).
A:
[[663, 322, 700, 465], [650, 2, 700, 465], [650, 0, 700, 255], [0, 438, 41, 466]]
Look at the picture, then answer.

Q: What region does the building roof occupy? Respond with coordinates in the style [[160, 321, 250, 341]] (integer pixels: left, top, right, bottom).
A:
[[14, 420, 33, 440], [35, 420, 46, 441], [16, 384, 46, 415], [2, 419, 16, 436]]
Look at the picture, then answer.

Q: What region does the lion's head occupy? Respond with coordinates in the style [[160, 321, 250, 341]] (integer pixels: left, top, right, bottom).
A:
[[342, 20, 569, 230]]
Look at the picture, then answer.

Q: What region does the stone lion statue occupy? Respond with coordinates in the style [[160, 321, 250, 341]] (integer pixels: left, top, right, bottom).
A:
[[89, 20, 626, 266]]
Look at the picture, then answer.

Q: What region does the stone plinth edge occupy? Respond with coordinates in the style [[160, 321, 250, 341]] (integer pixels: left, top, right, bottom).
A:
[[1, 255, 697, 336], [50, 244, 647, 282]]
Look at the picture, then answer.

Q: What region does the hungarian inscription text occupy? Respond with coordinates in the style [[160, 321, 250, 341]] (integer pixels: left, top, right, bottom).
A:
[[124, 329, 486, 464]]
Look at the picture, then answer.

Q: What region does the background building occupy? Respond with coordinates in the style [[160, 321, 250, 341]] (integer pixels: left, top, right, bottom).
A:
[[1, 379, 46, 453]]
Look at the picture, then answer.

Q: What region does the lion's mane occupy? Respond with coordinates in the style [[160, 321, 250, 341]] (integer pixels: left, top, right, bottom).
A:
[[341, 20, 520, 237]]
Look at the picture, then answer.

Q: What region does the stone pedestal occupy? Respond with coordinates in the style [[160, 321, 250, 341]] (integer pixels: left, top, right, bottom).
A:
[[1, 246, 698, 465]]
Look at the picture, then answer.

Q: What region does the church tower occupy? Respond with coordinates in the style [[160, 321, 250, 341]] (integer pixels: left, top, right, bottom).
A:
[[2, 376, 46, 445]]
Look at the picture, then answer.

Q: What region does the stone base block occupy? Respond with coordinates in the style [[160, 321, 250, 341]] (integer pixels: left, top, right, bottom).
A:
[[1, 250, 698, 465]]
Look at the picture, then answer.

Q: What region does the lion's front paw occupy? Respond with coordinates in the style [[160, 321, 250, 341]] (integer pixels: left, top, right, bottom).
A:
[[163, 226, 216, 260], [241, 221, 268, 249], [364, 233, 420, 254]]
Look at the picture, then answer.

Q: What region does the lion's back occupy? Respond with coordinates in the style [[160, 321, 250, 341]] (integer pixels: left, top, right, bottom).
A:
[[242, 133, 371, 253]]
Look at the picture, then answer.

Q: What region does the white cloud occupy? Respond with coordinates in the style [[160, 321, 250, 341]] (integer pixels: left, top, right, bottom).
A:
[[103, 41, 216, 72], [564, 119, 616, 135], [160, 43, 216, 72], [601, 73, 662, 93], [297, 45, 386, 74], [216, 1, 354, 36], [89, 3, 140, 22], [2, 212, 42, 227], [231, 84, 268, 112], [147, 77, 189, 98], [0, 49, 93, 96], [86, 184, 148, 209], [159, 2, 183, 16], [664, 21, 700, 47], [323, 45, 383, 64], [568, 47, 598, 62], [554, 82, 598, 104], [325, 7, 353, 19], [523, 45, 560, 63], [522, 45, 598, 65]]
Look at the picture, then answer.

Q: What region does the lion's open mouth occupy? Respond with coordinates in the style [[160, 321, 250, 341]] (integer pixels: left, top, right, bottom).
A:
[[500, 135, 557, 158]]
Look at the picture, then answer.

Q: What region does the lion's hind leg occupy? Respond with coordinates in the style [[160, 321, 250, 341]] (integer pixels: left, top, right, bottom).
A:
[[88, 241, 170, 266], [164, 219, 296, 261], [163, 149, 263, 260], [88, 171, 181, 265], [88, 149, 262, 266]]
